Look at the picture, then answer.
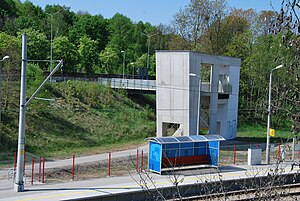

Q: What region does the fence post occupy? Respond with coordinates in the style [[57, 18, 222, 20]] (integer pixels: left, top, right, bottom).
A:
[[233, 144, 237, 164], [38, 157, 41, 182], [108, 152, 111, 177], [141, 150, 144, 171], [136, 149, 139, 172], [31, 158, 34, 185], [42, 157, 45, 183], [72, 155, 75, 181], [278, 142, 281, 161]]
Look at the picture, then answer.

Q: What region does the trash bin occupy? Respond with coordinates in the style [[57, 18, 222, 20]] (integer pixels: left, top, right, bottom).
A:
[[248, 148, 262, 166]]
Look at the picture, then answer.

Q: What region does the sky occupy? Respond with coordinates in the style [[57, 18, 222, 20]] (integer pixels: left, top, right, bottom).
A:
[[21, 0, 282, 25]]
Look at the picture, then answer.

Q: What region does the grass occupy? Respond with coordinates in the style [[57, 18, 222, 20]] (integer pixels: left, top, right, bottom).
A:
[[237, 123, 294, 143], [0, 80, 155, 159]]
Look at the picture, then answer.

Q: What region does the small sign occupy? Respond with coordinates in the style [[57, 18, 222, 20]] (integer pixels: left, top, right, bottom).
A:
[[270, 128, 275, 137]]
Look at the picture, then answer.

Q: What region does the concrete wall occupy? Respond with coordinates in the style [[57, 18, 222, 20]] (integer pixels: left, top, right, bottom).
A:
[[156, 51, 241, 139], [156, 51, 190, 137]]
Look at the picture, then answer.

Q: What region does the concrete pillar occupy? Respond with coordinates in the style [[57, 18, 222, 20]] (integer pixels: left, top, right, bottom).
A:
[[209, 64, 220, 134]]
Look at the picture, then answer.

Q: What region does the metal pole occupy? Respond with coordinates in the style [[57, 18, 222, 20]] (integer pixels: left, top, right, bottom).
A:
[[50, 14, 53, 82], [147, 36, 150, 72], [266, 64, 283, 164], [197, 77, 201, 135], [292, 138, 296, 161], [266, 71, 272, 164], [14, 33, 27, 192], [121, 51, 125, 79]]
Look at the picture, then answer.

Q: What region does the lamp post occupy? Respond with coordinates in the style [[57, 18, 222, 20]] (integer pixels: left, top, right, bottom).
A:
[[189, 73, 201, 135], [121, 50, 125, 79], [266, 64, 283, 164], [130, 62, 134, 78], [142, 33, 156, 76], [47, 11, 61, 82], [0, 55, 9, 125]]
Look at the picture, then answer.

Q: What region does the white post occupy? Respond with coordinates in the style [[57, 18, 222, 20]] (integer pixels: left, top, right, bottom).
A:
[[266, 71, 272, 164], [266, 64, 283, 164], [14, 34, 27, 192]]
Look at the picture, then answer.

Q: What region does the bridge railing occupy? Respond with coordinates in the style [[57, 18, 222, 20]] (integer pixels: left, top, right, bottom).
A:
[[201, 82, 232, 94], [98, 78, 156, 91]]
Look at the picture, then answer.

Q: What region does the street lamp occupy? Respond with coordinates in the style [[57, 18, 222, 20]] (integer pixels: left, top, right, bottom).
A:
[[142, 32, 156, 77], [0, 55, 10, 124], [47, 10, 61, 82], [266, 64, 283, 164], [189, 72, 201, 135], [121, 50, 125, 79], [130, 62, 135, 78]]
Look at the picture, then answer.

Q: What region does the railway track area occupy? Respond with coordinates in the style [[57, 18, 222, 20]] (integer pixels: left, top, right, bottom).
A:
[[180, 183, 300, 201]]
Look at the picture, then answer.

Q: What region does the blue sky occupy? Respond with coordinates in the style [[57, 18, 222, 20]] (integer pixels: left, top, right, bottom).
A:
[[22, 0, 282, 25]]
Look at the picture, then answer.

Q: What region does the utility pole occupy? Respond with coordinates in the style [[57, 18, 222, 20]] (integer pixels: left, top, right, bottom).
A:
[[14, 33, 27, 192], [14, 34, 63, 192]]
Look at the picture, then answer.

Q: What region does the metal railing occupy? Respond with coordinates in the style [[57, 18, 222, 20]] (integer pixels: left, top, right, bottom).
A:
[[97, 78, 156, 91]]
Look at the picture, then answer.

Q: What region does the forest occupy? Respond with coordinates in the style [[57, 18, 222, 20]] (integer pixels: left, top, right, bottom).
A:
[[0, 0, 299, 137]]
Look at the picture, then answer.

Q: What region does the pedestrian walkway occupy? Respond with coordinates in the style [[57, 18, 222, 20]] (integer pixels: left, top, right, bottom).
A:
[[0, 162, 298, 201]]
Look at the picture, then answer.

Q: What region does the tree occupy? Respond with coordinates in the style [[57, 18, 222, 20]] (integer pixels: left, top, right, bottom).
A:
[[52, 36, 79, 73], [17, 28, 49, 63], [44, 4, 76, 38], [276, 0, 300, 134], [0, 0, 18, 31], [99, 47, 119, 74], [12, 1, 46, 34], [69, 13, 108, 52], [0, 32, 21, 111], [172, 0, 228, 51], [78, 35, 99, 73]]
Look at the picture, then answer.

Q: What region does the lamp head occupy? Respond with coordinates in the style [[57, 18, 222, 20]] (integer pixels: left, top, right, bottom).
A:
[[189, 73, 197, 77], [2, 55, 9, 61], [121, 50, 125, 53], [274, 64, 283, 70]]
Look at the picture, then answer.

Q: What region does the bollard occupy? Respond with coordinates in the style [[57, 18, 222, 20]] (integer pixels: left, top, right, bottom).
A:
[[31, 158, 34, 185], [72, 155, 75, 181], [108, 152, 111, 177], [233, 144, 237, 164], [298, 150, 300, 160], [38, 157, 41, 182], [136, 149, 139, 172], [42, 157, 45, 183], [141, 150, 144, 171], [278, 142, 281, 161]]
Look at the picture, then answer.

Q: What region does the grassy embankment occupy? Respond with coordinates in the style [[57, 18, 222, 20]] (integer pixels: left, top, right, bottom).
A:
[[0, 80, 156, 159], [0, 78, 294, 161]]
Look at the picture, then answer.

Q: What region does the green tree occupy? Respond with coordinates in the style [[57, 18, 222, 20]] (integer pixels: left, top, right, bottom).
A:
[[12, 1, 46, 34], [69, 13, 108, 52], [0, 0, 18, 31], [0, 32, 21, 111], [44, 5, 76, 38], [18, 28, 49, 64], [99, 47, 119, 74], [52, 36, 79, 73], [78, 35, 99, 73]]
